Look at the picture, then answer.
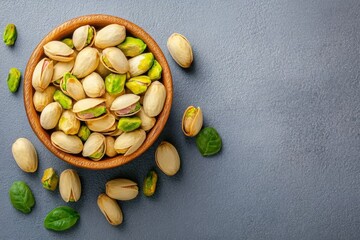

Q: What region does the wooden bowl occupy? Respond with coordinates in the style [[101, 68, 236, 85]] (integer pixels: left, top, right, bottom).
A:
[[23, 14, 172, 170]]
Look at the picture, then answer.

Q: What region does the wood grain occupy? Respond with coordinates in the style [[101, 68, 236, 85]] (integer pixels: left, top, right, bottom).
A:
[[23, 14, 173, 170]]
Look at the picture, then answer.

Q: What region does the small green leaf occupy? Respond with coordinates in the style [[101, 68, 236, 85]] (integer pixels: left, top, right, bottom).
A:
[[196, 127, 222, 156], [44, 206, 80, 231], [9, 181, 35, 214]]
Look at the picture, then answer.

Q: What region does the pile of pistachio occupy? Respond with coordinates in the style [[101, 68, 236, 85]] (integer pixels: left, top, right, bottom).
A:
[[32, 24, 165, 160]]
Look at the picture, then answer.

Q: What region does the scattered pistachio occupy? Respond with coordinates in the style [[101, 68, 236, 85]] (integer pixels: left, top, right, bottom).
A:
[[97, 193, 123, 226], [117, 36, 147, 57], [41, 168, 59, 191], [11, 138, 38, 173], [106, 178, 139, 201], [3, 23, 17, 46], [143, 170, 158, 197], [167, 33, 193, 68], [59, 169, 81, 202], [155, 141, 180, 176], [182, 106, 203, 137], [7, 68, 21, 93]]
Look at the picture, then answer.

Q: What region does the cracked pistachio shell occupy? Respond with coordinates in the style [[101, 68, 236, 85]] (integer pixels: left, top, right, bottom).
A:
[[136, 108, 156, 131], [41, 168, 59, 191], [58, 110, 80, 135], [97, 193, 123, 225], [44, 41, 75, 62], [60, 72, 86, 101], [72, 47, 99, 78], [114, 129, 146, 156], [40, 102, 62, 130], [32, 58, 54, 92], [103, 91, 124, 109], [59, 169, 81, 202], [78, 125, 91, 142], [82, 133, 106, 161], [72, 98, 107, 121], [3, 23, 17, 46], [167, 33, 193, 68], [105, 73, 126, 95], [105, 178, 139, 201], [105, 136, 117, 157], [53, 90, 73, 109], [95, 24, 126, 49], [61, 38, 74, 48], [182, 106, 203, 137], [128, 52, 154, 77], [104, 127, 123, 137], [110, 94, 141, 117], [117, 117, 142, 132], [51, 131, 83, 154], [143, 81, 166, 117], [117, 37, 147, 57], [12, 138, 38, 173], [82, 72, 105, 98], [155, 141, 180, 176], [101, 47, 129, 74], [72, 25, 96, 51], [86, 113, 116, 132], [125, 76, 151, 95], [33, 86, 56, 112], [147, 60, 162, 81], [52, 60, 74, 83], [7, 68, 21, 93]]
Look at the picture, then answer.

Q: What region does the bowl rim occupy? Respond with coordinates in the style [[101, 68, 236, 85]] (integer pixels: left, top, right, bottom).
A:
[[23, 14, 173, 170]]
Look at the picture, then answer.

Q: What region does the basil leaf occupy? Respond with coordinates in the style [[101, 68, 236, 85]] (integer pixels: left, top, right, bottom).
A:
[[196, 127, 222, 156], [44, 206, 80, 231], [9, 181, 35, 214]]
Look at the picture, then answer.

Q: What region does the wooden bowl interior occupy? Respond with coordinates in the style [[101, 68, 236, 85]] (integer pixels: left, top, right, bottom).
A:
[[24, 14, 172, 170]]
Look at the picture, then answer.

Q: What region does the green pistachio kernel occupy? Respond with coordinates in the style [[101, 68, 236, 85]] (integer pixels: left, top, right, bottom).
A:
[[61, 38, 74, 48], [117, 117, 142, 132], [118, 37, 147, 57], [105, 73, 126, 95], [62, 72, 77, 91], [53, 90, 72, 109], [147, 60, 162, 81], [78, 125, 91, 142], [80, 106, 107, 118], [143, 170, 158, 197], [139, 53, 154, 71], [86, 27, 94, 45], [7, 68, 21, 93], [102, 56, 112, 68], [3, 23, 17, 46], [41, 168, 59, 191], [125, 75, 151, 95]]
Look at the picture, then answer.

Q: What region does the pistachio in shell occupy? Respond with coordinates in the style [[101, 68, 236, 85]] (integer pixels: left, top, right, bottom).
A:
[[33, 86, 56, 112], [32, 58, 54, 92], [110, 94, 141, 117], [97, 193, 123, 226], [105, 178, 139, 201], [82, 133, 106, 161], [82, 72, 105, 98], [58, 110, 80, 135], [167, 33, 193, 68], [72, 98, 107, 121], [72, 25, 96, 51], [86, 113, 116, 132], [40, 102, 62, 130], [182, 106, 203, 137], [105, 136, 117, 157], [60, 72, 86, 101], [72, 47, 99, 78], [59, 169, 81, 202], [114, 129, 146, 156], [128, 52, 154, 77], [12, 138, 38, 173], [155, 141, 180, 176], [136, 108, 156, 131], [100, 47, 129, 74], [95, 24, 126, 49], [43, 41, 75, 62], [51, 131, 83, 154], [143, 81, 166, 117], [52, 60, 74, 84]]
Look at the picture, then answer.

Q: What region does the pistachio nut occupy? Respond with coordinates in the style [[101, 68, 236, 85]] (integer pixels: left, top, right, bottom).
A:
[[182, 106, 203, 137], [72, 47, 99, 78], [61, 38, 74, 48], [59, 169, 81, 202], [72, 98, 107, 121], [105, 136, 117, 157], [136, 108, 156, 131], [110, 94, 141, 117], [167, 33, 193, 68], [72, 25, 96, 51], [143, 170, 158, 197], [33, 86, 56, 112], [51, 131, 83, 154], [43, 41, 75, 62], [103, 91, 124, 109], [40, 102, 62, 130], [3, 23, 17, 46], [143, 81, 166, 117], [117, 117, 142, 132], [105, 178, 139, 201], [82, 72, 105, 98], [58, 110, 80, 135], [86, 113, 116, 132], [52, 60, 74, 84], [95, 24, 126, 49], [78, 125, 91, 142], [101, 47, 129, 74], [60, 72, 86, 101], [117, 37, 147, 57], [53, 90, 72, 109], [32, 58, 54, 92], [41, 168, 59, 191], [95, 60, 112, 78], [82, 133, 106, 161], [155, 141, 180, 176], [114, 129, 146, 156], [7, 68, 21, 93], [147, 60, 162, 81], [105, 73, 126, 95], [125, 76, 151, 95], [128, 52, 154, 77], [97, 193, 123, 226], [11, 138, 38, 173]]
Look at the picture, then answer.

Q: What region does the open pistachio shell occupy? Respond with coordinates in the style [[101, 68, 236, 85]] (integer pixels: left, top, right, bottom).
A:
[[52, 60, 74, 83], [44, 41, 75, 62], [103, 91, 124, 109], [110, 94, 141, 117], [82, 72, 105, 98], [86, 113, 116, 132], [33, 86, 56, 112], [136, 108, 156, 131], [105, 178, 139, 201], [40, 102, 62, 130], [32, 58, 54, 92], [95, 59, 111, 78], [72, 98, 107, 121], [72, 25, 96, 51], [60, 72, 86, 101], [182, 106, 203, 137], [100, 47, 129, 74], [143, 81, 166, 117], [97, 193, 123, 226], [82, 133, 106, 161], [51, 131, 83, 154], [95, 24, 126, 49], [72, 47, 99, 78], [114, 129, 146, 156], [58, 110, 80, 135], [59, 169, 81, 202]]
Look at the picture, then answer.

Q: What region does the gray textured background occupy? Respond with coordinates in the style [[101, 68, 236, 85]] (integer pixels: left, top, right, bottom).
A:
[[1, 0, 360, 239]]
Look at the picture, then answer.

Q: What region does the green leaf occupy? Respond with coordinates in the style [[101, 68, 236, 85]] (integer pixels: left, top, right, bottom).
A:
[[9, 181, 35, 214], [44, 206, 80, 231], [196, 127, 222, 156]]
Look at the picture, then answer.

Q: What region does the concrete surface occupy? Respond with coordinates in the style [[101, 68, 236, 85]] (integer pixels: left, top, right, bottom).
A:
[[1, 0, 360, 239]]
